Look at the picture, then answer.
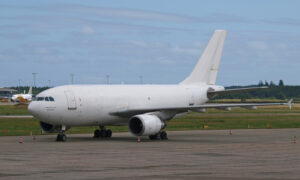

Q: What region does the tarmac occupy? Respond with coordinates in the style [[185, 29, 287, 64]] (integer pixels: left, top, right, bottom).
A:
[[0, 129, 300, 180]]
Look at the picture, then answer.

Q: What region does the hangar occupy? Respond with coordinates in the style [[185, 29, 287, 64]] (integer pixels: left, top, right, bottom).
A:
[[0, 87, 17, 101]]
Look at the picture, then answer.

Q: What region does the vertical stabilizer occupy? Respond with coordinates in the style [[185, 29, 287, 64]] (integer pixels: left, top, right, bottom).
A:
[[28, 86, 32, 94], [180, 30, 226, 85]]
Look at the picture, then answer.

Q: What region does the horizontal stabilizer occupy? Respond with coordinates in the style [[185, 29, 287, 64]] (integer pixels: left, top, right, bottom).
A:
[[207, 86, 268, 99]]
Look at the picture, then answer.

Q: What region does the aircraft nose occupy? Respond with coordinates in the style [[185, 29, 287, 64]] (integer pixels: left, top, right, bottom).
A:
[[28, 102, 39, 116]]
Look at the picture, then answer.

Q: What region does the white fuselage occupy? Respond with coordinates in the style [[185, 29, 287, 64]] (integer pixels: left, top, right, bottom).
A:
[[28, 84, 213, 127]]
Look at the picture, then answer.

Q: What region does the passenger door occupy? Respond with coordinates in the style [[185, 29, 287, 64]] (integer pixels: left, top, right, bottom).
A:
[[64, 90, 77, 110]]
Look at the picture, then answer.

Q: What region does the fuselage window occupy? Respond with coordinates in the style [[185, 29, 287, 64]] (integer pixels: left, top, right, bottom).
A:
[[37, 97, 44, 101], [49, 97, 55, 101], [45, 97, 50, 101]]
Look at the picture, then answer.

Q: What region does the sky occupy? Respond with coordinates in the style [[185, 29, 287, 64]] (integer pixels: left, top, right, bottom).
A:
[[0, 0, 300, 87]]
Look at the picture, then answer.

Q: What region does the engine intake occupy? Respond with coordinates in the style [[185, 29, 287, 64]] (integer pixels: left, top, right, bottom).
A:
[[129, 114, 165, 136]]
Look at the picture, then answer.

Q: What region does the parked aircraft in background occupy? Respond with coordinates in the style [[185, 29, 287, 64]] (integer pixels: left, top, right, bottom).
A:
[[11, 86, 33, 102], [28, 30, 292, 142]]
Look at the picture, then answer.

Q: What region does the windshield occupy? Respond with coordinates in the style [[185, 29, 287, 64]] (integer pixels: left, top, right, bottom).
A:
[[37, 97, 44, 101], [34, 96, 55, 101]]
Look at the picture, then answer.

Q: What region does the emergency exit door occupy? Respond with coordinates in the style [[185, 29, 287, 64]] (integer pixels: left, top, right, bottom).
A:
[[186, 88, 195, 106]]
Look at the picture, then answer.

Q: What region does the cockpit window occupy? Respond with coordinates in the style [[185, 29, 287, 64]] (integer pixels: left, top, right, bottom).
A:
[[37, 97, 44, 101], [34, 96, 54, 102]]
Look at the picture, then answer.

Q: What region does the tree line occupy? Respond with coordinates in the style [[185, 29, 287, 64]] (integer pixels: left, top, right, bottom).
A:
[[217, 80, 299, 100]]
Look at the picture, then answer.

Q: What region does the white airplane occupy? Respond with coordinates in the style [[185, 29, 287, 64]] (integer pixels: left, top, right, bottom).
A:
[[28, 30, 291, 142], [11, 86, 33, 102]]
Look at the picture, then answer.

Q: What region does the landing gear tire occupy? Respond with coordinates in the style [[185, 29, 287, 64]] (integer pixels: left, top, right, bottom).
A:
[[149, 131, 168, 140], [56, 133, 67, 142], [94, 127, 112, 138], [160, 131, 168, 140], [100, 130, 106, 137], [149, 134, 159, 140], [94, 129, 101, 138], [106, 129, 112, 138]]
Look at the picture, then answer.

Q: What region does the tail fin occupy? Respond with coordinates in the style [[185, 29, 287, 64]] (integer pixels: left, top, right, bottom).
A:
[[28, 86, 32, 94], [180, 30, 226, 85]]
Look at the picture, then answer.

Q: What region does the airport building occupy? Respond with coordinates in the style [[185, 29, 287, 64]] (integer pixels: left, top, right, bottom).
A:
[[0, 87, 17, 101]]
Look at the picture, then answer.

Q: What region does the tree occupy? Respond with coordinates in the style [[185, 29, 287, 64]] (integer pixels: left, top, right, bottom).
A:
[[258, 80, 264, 86], [279, 80, 284, 86], [264, 80, 269, 86], [275, 92, 286, 100], [270, 81, 275, 87]]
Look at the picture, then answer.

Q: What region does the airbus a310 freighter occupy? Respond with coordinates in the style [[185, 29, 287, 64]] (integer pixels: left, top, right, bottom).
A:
[[28, 30, 291, 141]]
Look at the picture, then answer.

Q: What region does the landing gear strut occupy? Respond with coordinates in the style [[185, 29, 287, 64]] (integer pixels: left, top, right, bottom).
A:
[[94, 126, 112, 138], [149, 131, 168, 140], [56, 125, 67, 142]]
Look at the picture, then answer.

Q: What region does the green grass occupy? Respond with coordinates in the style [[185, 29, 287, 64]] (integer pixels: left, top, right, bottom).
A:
[[168, 112, 300, 130], [0, 118, 129, 136], [0, 103, 299, 136], [210, 99, 287, 103], [0, 104, 29, 115]]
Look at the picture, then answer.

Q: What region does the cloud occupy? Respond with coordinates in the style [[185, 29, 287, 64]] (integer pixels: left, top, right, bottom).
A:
[[247, 41, 268, 50], [262, 18, 300, 27], [0, 3, 249, 24], [224, 31, 300, 66], [0, 14, 197, 39], [81, 26, 96, 34], [171, 45, 202, 56], [47, 4, 250, 24], [1, 2, 300, 86]]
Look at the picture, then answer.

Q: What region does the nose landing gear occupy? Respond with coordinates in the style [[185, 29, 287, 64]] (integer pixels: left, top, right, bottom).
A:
[[56, 125, 67, 142], [94, 126, 112, 138]]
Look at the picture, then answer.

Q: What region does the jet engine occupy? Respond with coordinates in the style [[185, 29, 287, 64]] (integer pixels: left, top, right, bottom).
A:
[[128, 114, 165, 136], [40, 121, 62, 133]]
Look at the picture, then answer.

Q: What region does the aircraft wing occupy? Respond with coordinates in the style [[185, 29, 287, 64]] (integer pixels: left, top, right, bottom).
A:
[[110, 99, 293, 118], [207, 86, 268, 99]]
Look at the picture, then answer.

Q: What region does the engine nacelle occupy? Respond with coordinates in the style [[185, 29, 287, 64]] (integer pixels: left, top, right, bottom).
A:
[[40, 121, 62, 133], [128, 114, 165, 136]]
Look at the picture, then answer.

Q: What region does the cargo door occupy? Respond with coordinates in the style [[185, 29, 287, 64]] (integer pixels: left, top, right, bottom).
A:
[[186, 88, 195, 106], [64, 90, 77, 110]]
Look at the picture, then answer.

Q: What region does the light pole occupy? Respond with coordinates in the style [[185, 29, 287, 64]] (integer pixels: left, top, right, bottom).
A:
[[32, 73, 37, 87], [48, 80, 51, 87]]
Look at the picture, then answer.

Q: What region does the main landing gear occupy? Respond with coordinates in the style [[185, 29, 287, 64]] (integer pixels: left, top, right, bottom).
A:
[[149, 131, 168, 140], [94, 126, 112, 138], [56, 125, 67, 142], [56, 133, 67, 142]]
